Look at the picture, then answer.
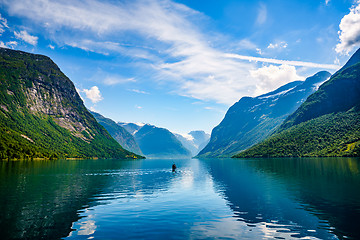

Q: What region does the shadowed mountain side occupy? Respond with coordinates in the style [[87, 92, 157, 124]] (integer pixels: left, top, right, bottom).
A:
[[90, 111, 143, 156], [134, 124, 192, 159], [198, 71, 330, 158]]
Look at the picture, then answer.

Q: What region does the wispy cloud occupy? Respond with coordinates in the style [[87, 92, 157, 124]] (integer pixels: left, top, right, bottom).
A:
[[256, 3, 267, 25], [336, 0, 360, 54], [0, 14, 8, 35], [267, 41, 288, 49], [103, 76, 136, 86], [224, 53, 340, 69], [14, 30, 38, 45], [129, 89, 150, 94], [0, 41, 17, 49], [2, 0, 340, 105]]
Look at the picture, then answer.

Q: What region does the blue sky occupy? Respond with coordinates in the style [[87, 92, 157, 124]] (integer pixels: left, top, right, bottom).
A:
[[0, 0, 359, 135]]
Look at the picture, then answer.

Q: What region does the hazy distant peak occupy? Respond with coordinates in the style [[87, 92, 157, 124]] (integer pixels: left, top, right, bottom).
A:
[[176, 133, 194, 141]]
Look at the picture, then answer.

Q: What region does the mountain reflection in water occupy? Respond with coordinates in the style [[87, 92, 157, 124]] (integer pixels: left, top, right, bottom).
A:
[[0, 158, 359, 239]]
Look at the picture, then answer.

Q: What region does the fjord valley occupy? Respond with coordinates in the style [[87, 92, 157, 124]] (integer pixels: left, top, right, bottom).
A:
[[0, 47, 141, 160], [1, 0, 360, 238]]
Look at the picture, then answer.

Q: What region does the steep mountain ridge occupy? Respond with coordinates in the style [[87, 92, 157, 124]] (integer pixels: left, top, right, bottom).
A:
[[197, 71, 330, 158], [236, 49, 360, 158], [91, 111, 143, 156], [0, 47, 140, 160]]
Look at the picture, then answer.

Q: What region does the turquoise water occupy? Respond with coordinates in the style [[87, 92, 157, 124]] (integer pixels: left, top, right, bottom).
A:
[[0, 158, 359, 239]]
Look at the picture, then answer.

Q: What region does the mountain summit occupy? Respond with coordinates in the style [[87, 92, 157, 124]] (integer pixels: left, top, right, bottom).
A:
[[236, 48, 360, 158], [0, 48, 140, 160], [134, 124, 192, 159], [197, 71, 330, 158]]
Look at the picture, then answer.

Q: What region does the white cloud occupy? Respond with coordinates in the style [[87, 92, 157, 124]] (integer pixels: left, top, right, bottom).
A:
[[129, 89, 150, 94], [0, 14, 9, 35], [135, 105, 143, 109], [326, 0, 330, 5], [0, 41, 6, 48], [267, 41, 288, 49], [103, 76, 136, 86], [48, 44, 55, 49], [250, 64, 305, 96], [336, 0, 360, 54], [0, 41, 18, 49], [256, 48, 262, 55], [225, 53, 340, 69], [237, 39, 257, 50], [14, 30, 38, 45], [82, 86, 103, 103], [89, 106, 97, 112], [178, 133, 194, 141], [256, 3, 267, 25], [2, 0, 339, 105]]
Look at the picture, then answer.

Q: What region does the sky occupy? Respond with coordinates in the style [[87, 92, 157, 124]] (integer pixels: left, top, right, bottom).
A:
[[0, 0, 360, 135]]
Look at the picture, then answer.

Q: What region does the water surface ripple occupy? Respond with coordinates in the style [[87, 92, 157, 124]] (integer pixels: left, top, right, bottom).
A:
[[0, 157, 359, 239]]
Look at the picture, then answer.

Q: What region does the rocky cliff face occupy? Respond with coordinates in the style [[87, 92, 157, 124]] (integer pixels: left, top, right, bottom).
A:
[[0, 47, 140, 160], [236, 49, 360, 158], [198, 71, 331, 158]]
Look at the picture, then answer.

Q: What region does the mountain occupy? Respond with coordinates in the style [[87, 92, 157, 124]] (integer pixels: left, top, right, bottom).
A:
[[134, 124, 192, 159], [90, 111, 143, 156], [118, 122, 144, 135], [0, 47, 141, 160], [197, 71, 331, 158], [235, 48, 360, 158], [175, 131, 210, 156]]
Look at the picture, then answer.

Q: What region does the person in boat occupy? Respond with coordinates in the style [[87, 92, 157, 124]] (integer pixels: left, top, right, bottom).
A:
[[172, 163, 177, 172]]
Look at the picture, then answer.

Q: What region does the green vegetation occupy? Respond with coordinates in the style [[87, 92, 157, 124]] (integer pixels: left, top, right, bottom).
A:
[[235, 109, 360, 158], [235, 50, 360, 158], [0, 47, 141, 160], [198, 71, 330, 158]]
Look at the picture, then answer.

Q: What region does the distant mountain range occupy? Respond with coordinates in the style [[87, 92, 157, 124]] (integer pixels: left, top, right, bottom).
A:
[[132, 124, 192, 159], [236, 48, 360, 157], [175, 131, 210, 156], [0, 47, 141, 160], [118, 122, 209, 158], [198, 71, 330, 158], [90, 111, 143, 156]]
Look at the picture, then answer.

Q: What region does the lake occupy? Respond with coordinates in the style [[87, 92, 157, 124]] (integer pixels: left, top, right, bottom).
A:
[[0, 157, 359, 239]]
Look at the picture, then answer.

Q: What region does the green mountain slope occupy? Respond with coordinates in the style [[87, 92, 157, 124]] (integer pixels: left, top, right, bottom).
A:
[[91, 111, 143, 156], [198, 71, 330, 158], [0, 47, 140, 160], [235, 49, 360, 158]]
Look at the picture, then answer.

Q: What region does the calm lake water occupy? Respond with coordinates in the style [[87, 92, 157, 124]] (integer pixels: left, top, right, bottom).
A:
[[0, 157, 360, 239]]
